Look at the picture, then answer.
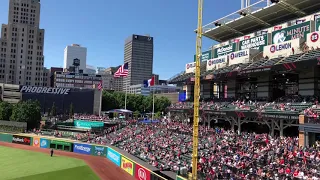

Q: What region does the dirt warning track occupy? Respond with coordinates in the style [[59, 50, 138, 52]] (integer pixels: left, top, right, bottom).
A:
[[0, 141, 135, 180]]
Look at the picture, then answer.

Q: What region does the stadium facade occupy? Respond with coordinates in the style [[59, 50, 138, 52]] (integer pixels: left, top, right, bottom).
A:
[[168, 2, 320, 148], [0, 83, 101, 115]]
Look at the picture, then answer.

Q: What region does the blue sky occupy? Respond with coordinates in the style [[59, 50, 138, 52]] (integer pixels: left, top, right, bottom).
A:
[[0, 0, 251, 79]]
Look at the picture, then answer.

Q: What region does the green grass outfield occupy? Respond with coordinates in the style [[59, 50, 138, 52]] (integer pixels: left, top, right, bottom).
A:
[[0, 146, 100, 180]]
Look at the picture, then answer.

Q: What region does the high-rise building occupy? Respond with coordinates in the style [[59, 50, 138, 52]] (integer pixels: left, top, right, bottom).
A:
[[63, 44, 87, 72], [0, 0, 45, 86], [105, 66, 121, 91], [86, 64, 96, 74], [123, 34, 153, 91]]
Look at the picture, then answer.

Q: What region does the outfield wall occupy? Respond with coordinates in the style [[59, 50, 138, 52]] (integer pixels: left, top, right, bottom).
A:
[[0, 132, 188, 180]]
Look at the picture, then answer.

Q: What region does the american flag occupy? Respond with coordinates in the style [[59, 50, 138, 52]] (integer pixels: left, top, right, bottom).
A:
[[114, 62, 129, 78]]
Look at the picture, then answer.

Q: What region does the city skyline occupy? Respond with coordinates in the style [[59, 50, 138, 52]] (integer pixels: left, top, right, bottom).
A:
[[0, 0, 229, 79]]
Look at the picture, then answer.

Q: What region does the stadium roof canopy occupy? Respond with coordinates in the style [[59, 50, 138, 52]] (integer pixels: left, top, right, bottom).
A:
[[202, 0, 320, 42]]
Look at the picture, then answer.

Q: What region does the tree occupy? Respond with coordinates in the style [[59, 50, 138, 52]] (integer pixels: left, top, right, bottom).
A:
[[0, 102, 13, 121], [51, 102, 56, 117], [10, 100, 41, 129], [69, 103, 74, 119], [133, 110, 140, 119], [101, 91, 171, 113], [154, 112, 161, 119]]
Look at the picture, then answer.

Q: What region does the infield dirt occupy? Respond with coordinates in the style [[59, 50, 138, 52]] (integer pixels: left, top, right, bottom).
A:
[[0, 141, 135, 180]]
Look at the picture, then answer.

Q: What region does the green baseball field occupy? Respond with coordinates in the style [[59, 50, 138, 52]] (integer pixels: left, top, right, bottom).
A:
[[0, 146, 100, 180]]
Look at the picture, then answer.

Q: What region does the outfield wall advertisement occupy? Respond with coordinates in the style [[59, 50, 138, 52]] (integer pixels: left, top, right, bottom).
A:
[[107, 147, 121, 166], [206, 56, 228, 71], [185, 62, 195, 73], [263, 38, 303, 58], [73, 143, 92, 155], [40, 138, 49, 148], [306, 31, 320, 48], [193, 50, 212, 62], [239, 34, 268, 51], [213, 43, 236, 58], [91, 145, 107, 157], [32, 137, 40, 147], [12, 135, 31, 145], [0, 133, 13, 142], [121, 156, 135, 176], [135, 164, 151, 180], [228, 49, 259, 66], [272, 21, 311, 44]]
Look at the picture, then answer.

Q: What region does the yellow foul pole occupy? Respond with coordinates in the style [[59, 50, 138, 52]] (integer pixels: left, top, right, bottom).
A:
[[191, 0, 203, 179]]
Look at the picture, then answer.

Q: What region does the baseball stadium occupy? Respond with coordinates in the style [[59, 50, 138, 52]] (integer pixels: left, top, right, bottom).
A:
[[3, 0, 320, 180]]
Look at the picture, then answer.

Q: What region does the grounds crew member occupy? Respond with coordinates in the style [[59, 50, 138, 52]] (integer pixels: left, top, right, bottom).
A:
[[50, 149, 54, 157]]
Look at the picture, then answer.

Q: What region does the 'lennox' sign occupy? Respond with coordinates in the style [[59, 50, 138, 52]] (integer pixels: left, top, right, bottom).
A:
[[20, 86, 70, 95]]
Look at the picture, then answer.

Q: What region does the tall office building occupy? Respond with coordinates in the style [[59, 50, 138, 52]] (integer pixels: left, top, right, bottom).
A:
[[123, 34, 153, 91], [0, 0, 45, 86], [63, 44, 87, 72]]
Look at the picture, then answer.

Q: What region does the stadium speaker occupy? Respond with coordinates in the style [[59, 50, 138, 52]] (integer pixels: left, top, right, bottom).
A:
[[214, 22, 221, 27], [239, 11, 247, 16], [270, 0, 279, 3]]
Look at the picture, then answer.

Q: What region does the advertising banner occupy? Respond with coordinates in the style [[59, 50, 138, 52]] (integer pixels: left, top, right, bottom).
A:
[[32, 137, 40, 147], [40, 138, 49, 148], [185, 62, 195, 73], [12, 135, 31, 145], [263, 38, 302, 58], [193, 50, 212, 62], [20, 86, 71, 95], [107, 147, 121, 166], [51, 140, 72, 146], [239, 34, 268, 51], [0, 133, 13, 142], [306, 31, 320, 48], [135, 164, 151, 180], [272, 21, 310, 44], [73, 143, 92, 155], [206, 56, 228, 71], [228, 49, 259, 66], [74, 120, 104, 129], [121, 156, 134, 176], [315, 14, 320, 32], [213, 43, 236, 58], [176, 175, 188, 180], [91, 145, 107, 156]]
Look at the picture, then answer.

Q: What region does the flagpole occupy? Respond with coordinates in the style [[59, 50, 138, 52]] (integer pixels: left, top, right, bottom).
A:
[[99, 89, 102, 116], [151, 75, 155, 121], [124, 77, 127, 110], [152, 86, 154, 121]]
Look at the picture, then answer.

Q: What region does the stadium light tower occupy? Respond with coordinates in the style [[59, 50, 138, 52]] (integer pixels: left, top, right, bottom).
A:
[[191, 0, 203, 179]]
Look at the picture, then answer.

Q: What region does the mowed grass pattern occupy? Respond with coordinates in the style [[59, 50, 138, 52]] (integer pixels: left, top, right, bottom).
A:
[[0, 146, 100, 180]]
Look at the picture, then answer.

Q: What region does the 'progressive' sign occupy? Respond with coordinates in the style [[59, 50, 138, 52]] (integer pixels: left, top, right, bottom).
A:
[[73, 143, 92, 155], [20, 86, 70, 95]]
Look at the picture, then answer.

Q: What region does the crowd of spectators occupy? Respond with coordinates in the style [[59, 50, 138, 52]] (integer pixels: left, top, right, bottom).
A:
[[101, 119, 320, 179], [169, 95, 319, 114]]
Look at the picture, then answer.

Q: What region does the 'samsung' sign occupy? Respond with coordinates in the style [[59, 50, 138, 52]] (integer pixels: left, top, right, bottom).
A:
[[20, 86, 70, 95]]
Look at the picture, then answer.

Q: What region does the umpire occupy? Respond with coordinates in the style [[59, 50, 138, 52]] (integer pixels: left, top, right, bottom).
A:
[[50, 149, 54, 157]]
